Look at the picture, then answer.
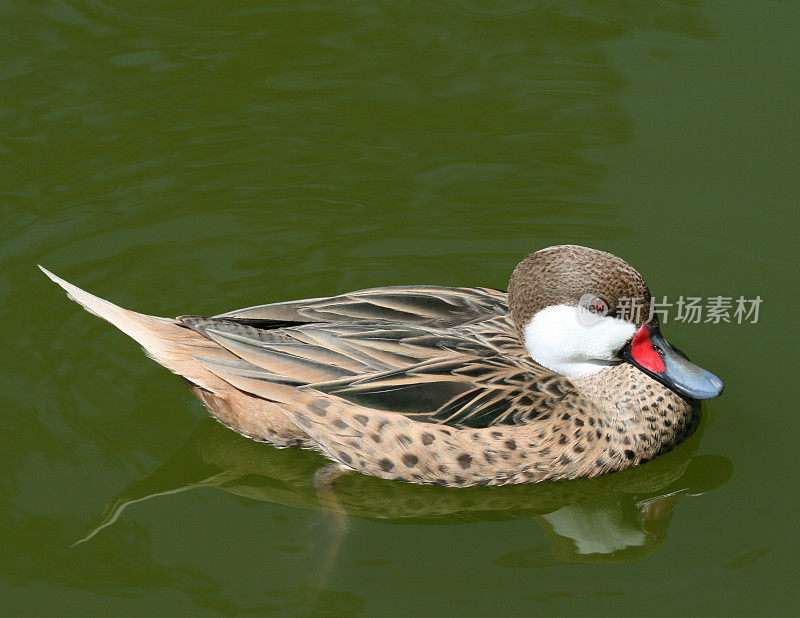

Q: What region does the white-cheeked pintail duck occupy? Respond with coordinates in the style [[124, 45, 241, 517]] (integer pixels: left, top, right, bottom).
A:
[[41, 245, 723, 487]]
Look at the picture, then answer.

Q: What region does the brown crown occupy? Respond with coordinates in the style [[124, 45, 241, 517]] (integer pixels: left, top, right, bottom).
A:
[[507, 245, 652, 335]]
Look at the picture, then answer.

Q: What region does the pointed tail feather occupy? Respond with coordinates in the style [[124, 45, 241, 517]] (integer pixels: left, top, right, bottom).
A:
[[39, 265, 175, 348], [39, 266, 235, 392]]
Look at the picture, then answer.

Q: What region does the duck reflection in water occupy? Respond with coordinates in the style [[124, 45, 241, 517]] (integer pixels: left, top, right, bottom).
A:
[[77, 413, 730, 567]]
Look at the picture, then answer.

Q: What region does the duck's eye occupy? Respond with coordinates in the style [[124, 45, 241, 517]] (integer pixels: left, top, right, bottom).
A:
[[588, 297, 609, 314]]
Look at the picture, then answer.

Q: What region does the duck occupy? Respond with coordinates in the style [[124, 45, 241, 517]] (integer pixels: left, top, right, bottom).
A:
[[40, 244, 723, 487]]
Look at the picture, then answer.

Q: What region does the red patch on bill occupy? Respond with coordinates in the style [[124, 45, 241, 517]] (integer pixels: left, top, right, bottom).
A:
[[630, 325, 666, 373]]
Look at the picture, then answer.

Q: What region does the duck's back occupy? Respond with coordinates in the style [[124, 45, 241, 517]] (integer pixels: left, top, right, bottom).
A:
[[214, 285, 509, 327], [180, 285, 572, 432]]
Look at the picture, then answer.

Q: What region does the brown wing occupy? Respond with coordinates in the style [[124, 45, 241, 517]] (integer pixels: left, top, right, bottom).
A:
[[213, 286, 508, 328], [180, 307, 575, 429], [306, 355, 576, 428], [180, 318, 491, 381]]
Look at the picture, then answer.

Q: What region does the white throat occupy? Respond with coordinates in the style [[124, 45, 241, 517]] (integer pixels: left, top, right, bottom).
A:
[[523, 304, 636, 377]]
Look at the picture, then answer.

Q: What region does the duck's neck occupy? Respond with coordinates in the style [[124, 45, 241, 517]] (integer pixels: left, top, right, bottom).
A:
[[569, 363, 700, 463]]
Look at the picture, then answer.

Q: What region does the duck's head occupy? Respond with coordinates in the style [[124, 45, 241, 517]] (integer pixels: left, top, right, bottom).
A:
[[508, 245, 723, 400]]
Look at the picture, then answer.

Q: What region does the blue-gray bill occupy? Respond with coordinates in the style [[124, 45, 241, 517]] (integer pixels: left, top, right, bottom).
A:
[[622, 325, 724, 401]]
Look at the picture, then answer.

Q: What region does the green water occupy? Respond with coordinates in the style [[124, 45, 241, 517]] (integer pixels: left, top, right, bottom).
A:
[[2, 0, 797, 614]]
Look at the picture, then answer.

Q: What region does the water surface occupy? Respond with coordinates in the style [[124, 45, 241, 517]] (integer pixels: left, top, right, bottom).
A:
[[1, 1, 797, 614]]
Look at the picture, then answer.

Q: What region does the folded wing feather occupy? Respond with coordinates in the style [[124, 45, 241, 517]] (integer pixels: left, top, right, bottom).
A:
[[182, 289, 573, 429]]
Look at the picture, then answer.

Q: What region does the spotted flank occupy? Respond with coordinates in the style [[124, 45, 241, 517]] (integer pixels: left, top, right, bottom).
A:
[[41, 245, 722, 487]]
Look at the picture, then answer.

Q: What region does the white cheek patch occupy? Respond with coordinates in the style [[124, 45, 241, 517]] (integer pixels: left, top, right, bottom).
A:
[[523, 305, 636, 377]]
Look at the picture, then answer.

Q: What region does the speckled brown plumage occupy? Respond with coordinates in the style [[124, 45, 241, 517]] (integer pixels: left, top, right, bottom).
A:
[[264, 365, 699, 486], [41, 245, 702, 487]]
